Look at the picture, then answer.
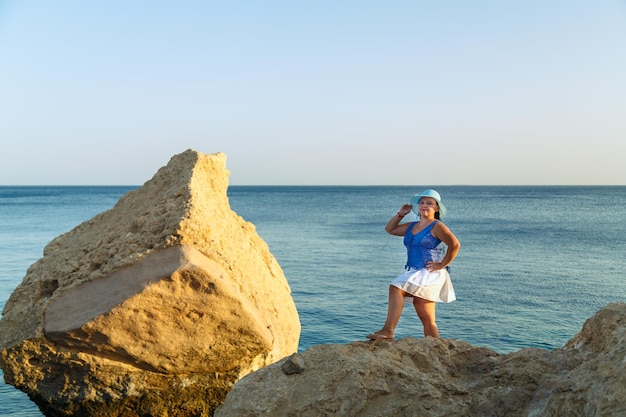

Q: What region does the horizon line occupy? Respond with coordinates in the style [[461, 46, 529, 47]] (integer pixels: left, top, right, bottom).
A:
[[1, 184, 625, 187]]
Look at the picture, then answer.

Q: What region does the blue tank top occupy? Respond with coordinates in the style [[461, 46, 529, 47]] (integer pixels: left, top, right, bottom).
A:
[[403, 221, 444, 269]]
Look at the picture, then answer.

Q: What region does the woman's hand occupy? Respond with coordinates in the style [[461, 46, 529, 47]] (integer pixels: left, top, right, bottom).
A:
[[426, 261, 444, 272], [398, 204, 412, 217], [386, 203, 413, 236]]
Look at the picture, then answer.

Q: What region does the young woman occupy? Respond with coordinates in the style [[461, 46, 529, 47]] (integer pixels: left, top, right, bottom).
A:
[[367, 189, 460, 340]]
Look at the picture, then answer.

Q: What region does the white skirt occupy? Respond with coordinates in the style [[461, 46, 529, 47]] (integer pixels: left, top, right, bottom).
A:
[[390, 267, 456, 303]]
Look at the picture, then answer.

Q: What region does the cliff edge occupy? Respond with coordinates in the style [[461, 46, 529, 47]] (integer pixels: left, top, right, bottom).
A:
[[216, 303, 626, 417]]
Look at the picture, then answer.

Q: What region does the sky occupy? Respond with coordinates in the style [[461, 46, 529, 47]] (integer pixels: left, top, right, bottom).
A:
[[1, 1, 625, 186]]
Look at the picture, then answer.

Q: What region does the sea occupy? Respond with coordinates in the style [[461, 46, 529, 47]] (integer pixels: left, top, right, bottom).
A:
[[1, 185, 625, 416]]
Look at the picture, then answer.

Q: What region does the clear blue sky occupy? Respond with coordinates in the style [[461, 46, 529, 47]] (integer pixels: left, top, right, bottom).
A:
[[1, 1, 625, 185]]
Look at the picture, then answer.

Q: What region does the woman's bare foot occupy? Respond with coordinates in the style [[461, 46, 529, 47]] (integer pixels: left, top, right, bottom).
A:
[[366, 332, 394, 341]]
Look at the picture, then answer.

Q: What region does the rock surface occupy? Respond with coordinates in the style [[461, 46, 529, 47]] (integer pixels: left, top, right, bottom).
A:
[[0, 149, 300, 416], [215, 303, 626, 417]]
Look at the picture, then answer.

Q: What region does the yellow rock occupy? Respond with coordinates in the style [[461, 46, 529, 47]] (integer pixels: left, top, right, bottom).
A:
[[0, 149, 300, 416]]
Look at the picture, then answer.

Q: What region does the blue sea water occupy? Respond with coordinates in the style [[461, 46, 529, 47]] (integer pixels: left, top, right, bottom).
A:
[[1, 185, 625, 416]]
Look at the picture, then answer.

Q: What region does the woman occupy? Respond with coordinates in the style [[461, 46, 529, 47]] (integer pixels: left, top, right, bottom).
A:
[[367, 189, 460, 340]]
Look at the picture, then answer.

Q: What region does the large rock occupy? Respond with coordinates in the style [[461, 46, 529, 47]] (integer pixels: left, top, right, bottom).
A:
[[215, 303, 626, 417], [0, 149, 301, 416]]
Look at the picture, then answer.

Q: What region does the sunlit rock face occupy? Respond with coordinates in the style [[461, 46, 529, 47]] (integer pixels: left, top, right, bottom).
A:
[[0, 149, 301, 416], [215, 303, 626, 417]]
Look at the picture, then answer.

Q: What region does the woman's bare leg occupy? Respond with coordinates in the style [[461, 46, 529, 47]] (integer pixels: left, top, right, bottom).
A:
[[413, 297, 439, 337], [367, 285, 407, 339]]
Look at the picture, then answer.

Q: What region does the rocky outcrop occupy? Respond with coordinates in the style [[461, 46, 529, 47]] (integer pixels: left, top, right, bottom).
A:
[[0, 149, 300, 416], [215, 303, 626, 417]]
